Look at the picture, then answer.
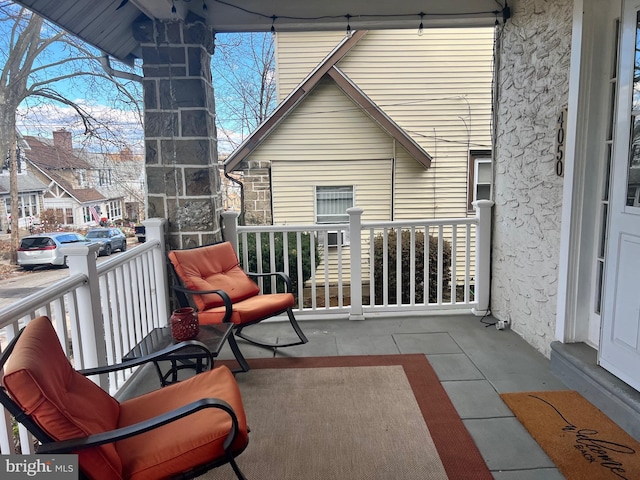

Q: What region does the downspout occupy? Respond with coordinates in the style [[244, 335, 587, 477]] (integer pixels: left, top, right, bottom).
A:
[[224, 166, 245, 226], [391, 140, 396, 221], [482, 16, 506, 320]]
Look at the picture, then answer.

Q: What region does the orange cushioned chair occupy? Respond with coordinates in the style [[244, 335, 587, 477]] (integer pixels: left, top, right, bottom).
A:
[[168, 242, 308, 372], [0, 316, 249, 480]]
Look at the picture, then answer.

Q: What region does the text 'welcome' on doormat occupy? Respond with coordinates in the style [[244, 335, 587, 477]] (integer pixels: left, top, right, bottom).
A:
[[501, 390, 640, 480]]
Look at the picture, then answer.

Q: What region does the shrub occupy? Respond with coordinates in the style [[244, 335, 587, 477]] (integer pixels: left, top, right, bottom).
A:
[[40, 208, 63, 228], [238, 232, 320, 298], [372, 229, 451, 304]]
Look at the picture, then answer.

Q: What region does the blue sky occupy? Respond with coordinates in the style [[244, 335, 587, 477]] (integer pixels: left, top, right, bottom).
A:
[[1, 5, 274, 156]]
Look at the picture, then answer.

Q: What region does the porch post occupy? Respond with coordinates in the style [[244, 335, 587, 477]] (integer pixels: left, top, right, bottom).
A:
[[348, 207, 365, 320], [63, 242, 107, 388], [134, 16, 223, 251], [221, 210, 240, 253], [472, 200, 494, 316], [143, 218, 169, 326]]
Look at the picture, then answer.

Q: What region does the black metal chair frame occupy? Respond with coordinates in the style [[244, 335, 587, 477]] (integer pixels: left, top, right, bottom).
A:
[[0, 325, 247, 480], [168, 251, 308, 373]]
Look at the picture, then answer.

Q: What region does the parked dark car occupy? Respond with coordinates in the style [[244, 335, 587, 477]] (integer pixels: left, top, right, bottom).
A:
[[17, 232, 94, 270], [85, 228, 127, 256]]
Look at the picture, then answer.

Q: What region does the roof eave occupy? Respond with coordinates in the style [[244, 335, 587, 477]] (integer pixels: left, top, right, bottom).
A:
[[327, 67, 432, 169], [224, 30, 368, 173]]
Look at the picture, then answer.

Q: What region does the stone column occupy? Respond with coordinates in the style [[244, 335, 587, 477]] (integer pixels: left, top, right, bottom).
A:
[[134, 16, 222, 249]]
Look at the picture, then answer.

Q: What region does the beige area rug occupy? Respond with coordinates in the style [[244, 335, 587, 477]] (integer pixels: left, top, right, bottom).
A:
[[203, 355, 493, 480]]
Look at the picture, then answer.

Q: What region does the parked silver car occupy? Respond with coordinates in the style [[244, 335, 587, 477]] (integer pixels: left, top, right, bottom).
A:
[[17, 232, 94, 270], [85, 227, 127, 256]]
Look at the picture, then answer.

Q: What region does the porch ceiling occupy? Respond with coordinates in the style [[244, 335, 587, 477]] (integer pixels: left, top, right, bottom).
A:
[[13, 0, 505, 63]]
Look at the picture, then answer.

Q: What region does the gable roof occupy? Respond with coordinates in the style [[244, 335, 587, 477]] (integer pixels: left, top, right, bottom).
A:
[[224, 30, 432, 173], [327, 67, 432, 168], [27, 159, 107, 205], [24, 136, 92, 170], [22, 136, 108, 205]]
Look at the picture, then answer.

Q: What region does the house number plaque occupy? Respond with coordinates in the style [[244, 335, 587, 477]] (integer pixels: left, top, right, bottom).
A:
[[555, 108, 567, 177]]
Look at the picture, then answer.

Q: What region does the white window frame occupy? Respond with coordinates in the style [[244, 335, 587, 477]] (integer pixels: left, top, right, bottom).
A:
[[107, 200, 122, 220], [468, 151, 492, 210], [315, 185, 354, 224], [99, 169, 112, 186], [78, 169, 87, 187], [5, 193, 40, 220]]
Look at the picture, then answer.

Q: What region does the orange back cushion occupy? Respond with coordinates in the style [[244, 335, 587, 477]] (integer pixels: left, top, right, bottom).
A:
[[3, 316, 122, 480], [169, 242, 260, 310]]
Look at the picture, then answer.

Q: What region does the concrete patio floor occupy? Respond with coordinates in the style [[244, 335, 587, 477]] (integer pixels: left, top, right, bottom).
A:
[[121, 314, 568, 479]]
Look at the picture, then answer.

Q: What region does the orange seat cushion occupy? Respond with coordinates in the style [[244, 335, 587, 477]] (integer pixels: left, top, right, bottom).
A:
[[169, 242, 260, 311], [198, 292, 295, 325], [2, 316, 122, 480], [116, 365, 248, 480]]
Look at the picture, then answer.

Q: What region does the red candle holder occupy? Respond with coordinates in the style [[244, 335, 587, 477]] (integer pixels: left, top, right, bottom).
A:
[[170, 307, 199, 341]]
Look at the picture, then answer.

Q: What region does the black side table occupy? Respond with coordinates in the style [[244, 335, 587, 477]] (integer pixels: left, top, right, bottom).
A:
[[124, 323, 234, 386]]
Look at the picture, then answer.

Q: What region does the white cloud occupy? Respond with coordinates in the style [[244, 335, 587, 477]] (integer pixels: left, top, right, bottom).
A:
[[16, 100, 144, 153]]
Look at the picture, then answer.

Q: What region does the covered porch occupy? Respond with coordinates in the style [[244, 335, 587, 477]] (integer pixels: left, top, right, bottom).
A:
[[0, 215, 630, 479], [5, 0, 640, 476], [0, 221, 567, 477]]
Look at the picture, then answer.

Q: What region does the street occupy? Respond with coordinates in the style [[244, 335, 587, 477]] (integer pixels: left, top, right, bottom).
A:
[[0, 267, 69, 309], [0, 238, 141, 311]]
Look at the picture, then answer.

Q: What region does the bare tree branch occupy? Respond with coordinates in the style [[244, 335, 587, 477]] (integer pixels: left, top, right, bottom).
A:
[[213, 32, 276, 152], [0, 7, 142, 262]]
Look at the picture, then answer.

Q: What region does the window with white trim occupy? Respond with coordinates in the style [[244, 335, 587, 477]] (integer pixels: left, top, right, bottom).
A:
[[468, 151, 492, 210], [315, 186, 353, 224], [107, 200, 122, 219], [98, 169, 112, 186], [5, 194, 39, 219]]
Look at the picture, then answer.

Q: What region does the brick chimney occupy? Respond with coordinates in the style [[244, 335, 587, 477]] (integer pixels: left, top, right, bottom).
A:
[[53, 129, 72, 151]]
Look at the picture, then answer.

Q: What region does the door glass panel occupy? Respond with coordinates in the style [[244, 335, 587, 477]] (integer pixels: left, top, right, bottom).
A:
[[599, 203, 609, 258], [627, 12, 640, 206], [605, 143, 613, 200]]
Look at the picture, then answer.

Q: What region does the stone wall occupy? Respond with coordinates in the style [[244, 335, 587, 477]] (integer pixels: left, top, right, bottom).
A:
[[492, 0, 573, 356], [242, 160, 272, 225]]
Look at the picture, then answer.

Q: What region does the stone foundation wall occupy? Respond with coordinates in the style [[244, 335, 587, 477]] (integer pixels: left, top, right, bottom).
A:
[[492, 0, 573, 357], [242, 160, 272, 225]]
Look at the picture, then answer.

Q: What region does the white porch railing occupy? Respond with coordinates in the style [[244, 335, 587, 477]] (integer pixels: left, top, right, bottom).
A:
[[222, 200, 493, 319], [0, 200, 493, 454], [0, 219, 168, 455]]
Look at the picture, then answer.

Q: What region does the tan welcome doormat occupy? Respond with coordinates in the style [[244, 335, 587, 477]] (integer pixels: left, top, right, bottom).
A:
[[206, 354, 492, 479], [501, 390, 640, 480]]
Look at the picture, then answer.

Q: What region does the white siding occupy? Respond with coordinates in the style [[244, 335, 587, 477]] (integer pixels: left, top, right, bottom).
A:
[[252, 29, 494, 286], [276, 32, 347, 100], [250, 78, 396, 174], [337, 29, 493, 220], [274, 29, 494, 221]]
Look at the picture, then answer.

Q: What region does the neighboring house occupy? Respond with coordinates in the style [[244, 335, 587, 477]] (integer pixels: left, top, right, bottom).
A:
[[224, 29, 493, 284], [226, 29, 493, 227], [23, 130, 125, 227], [78, 148, 146, 223], [0, 133, 47, 232]]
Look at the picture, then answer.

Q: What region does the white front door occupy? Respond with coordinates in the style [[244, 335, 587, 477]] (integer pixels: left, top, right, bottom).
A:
[[599, 0, 640, 390]]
